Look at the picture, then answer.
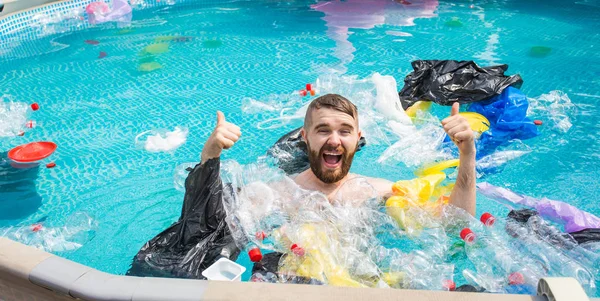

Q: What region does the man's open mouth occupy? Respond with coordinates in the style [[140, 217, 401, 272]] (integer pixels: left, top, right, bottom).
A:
[[322, 152, 342, 168]]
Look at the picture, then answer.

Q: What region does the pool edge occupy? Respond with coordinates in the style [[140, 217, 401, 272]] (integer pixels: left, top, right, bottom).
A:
[[1, 237, 595, 301]]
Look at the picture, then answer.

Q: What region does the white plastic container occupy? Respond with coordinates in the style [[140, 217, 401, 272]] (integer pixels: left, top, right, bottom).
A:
[[201, 258, 246, 281]]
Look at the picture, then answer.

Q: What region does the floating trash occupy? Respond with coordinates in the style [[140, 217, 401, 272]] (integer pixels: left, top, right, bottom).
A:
[[203, 39, 223, 48], [140, 43, 169, 55], [529, 46, 552, 58], [445, 17, 463, 28], [84, 39, 100, 45], [138, 62, 163, 72], [117, 28, 133, 35], [98, 51, 107, 59]]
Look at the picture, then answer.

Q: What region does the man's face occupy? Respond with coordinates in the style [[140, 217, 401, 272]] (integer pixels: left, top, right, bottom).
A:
[[301, 108, 361, 184]]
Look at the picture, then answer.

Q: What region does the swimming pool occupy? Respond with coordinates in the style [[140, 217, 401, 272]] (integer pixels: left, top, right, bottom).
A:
[[1, 0, 599, 295]]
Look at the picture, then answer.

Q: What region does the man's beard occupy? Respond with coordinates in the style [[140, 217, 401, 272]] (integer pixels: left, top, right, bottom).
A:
[[306, 141, 357, 184]]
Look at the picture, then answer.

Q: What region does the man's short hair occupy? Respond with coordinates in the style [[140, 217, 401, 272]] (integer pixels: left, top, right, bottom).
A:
[[304, 94, 358, 128]]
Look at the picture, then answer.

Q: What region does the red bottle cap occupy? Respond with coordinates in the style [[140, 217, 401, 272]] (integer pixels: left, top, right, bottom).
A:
[[534, 120, 542, 125], [480, 212, 496, 227], [31, 224, 43, 232], [248, 247, 263, 262], [508, 272, 525, 285], [26, 121, 36, 128], [31, 103, 40, 111], [306, 83, 312, 91], [290, 244, 305, 256], [310, 89, 316, 96], [442, 279, 456, 291], [255, 231, 267, 241], [299, 90, 307, 97], [46, 162, 56, 168], [460, 228, 476, 243]]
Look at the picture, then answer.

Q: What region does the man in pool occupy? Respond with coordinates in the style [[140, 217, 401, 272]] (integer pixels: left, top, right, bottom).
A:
[[127, 93, 476, 278], [200, 93, 476, 215]]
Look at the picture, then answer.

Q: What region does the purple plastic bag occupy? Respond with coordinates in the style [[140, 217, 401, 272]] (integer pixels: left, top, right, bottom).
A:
[[477, 182, 600, 233]]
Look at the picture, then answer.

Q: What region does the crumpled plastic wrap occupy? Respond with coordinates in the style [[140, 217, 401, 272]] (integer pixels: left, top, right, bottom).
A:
[[0, 212, 97, 252]]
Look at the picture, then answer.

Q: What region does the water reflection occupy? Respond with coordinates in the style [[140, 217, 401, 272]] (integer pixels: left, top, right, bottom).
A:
[[311, 0, 439, 71]]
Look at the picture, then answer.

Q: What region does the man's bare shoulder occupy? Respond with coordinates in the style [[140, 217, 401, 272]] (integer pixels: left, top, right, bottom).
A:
[[351, 174, 394, 199]]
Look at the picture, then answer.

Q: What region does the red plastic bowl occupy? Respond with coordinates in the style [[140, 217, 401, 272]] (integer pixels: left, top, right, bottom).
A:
[[8, 142, 57, 163]]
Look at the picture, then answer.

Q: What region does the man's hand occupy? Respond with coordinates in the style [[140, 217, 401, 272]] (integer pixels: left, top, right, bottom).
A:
[[201, 111, 242, 164], [441, 103, 475, 154]]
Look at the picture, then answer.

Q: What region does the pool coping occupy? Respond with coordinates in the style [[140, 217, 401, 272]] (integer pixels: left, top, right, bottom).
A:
[[1, 237, 597, 301]]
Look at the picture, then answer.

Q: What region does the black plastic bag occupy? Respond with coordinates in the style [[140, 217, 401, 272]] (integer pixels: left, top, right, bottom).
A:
[[569, 228, 600, 245], [127, 158, 240, 279], [267, 127, 366, 175], [398, 60, 523, 109], [507, 209, 538, 224]]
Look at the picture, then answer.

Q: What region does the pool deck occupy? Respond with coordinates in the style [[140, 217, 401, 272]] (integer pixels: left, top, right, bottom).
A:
[[1, 237, 596, 301]]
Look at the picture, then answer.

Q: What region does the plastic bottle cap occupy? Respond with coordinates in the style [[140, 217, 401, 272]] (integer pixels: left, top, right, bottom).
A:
[[290, 244, 305, 256], [299, 89, 307, 97], [310, 90, 316, 96], [306, 83, 312, 91], [534, 120, 542, 125], [31, 224, 43, 232], [46, 162, 56, 168], [460, 228, 476, 243], [248, 247, 263, 262], [442, 279, 456, 291], [508, 272, 525, 285], [255, 231, 267, 241], [480, 212, 496, 227], [26, 121, 36, 128], [31, 103, 40, 111]]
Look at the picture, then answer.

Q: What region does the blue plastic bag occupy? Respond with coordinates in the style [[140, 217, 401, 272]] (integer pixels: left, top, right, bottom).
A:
[[468, 87, 539, 158]]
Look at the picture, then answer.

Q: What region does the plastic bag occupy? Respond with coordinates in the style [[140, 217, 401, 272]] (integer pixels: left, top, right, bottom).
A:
[[468, 87, 539, 157], [127, 158, 240, 279], [570, 229, 600, 245], [398, 60, 523, 109], [478, 182, 600, 233]]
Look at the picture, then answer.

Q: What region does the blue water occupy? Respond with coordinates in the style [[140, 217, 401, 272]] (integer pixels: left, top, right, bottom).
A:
[[1, 0, 599, 293]]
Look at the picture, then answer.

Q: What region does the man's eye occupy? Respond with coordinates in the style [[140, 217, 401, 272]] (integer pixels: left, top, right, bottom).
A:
[[318, 129, 329, 133], [341, 130, 351, 135]]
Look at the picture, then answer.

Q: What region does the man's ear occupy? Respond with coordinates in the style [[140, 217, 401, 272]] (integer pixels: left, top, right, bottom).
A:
[[358, 129, 362, 140], [300, 127, 306, 141]]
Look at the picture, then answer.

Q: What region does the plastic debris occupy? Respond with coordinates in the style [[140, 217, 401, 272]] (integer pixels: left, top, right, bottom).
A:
[[135, 127, 188, 153]]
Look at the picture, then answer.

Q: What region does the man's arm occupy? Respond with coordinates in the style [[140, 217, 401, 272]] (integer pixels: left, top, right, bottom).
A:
[[201, 111, 242, 164], [442, 103, 476, 215]]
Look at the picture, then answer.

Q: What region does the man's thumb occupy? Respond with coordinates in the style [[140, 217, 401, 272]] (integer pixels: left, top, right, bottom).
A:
[[451, 102, 459, 116], [216, 111, 225, 124]]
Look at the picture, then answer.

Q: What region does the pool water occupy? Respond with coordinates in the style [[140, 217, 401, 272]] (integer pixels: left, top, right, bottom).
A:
[[1, 0, 599, 294]]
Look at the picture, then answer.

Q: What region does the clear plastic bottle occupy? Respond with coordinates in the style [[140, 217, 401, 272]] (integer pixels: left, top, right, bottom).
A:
[[461, 227, 543, 292]]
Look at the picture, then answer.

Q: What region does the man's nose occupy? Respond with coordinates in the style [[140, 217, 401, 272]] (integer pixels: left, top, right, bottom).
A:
[[326, 132, 341, 147]]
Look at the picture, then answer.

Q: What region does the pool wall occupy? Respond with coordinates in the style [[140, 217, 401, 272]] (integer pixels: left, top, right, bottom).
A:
[[5, 237, 591, 301]]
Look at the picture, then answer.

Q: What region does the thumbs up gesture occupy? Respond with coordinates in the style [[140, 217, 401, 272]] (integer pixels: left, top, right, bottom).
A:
[[201, 111, 242, 163], [441, 103, 475, 154]]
